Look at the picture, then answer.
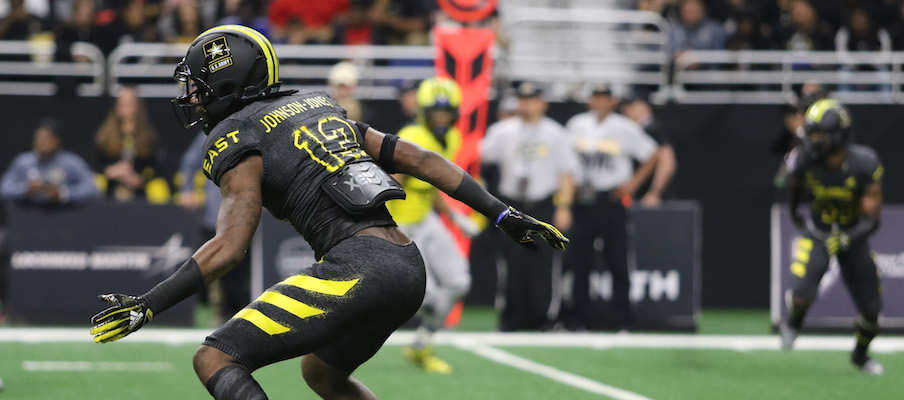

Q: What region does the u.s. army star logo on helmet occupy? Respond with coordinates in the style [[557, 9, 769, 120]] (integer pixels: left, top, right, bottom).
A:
[[203, 36, 233, 73]]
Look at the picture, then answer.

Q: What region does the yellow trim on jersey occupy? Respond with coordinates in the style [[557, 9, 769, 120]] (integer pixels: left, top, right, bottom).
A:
[[281, 275, 359, 296], [234, 308, 290, 335], [257, 291, 325, 319], [199, 25, 277, 85]]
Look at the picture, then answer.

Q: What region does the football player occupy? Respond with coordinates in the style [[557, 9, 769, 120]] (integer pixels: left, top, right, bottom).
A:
[[89, 25, 568, 400], [780, 99, 884, 375], [386, 78, 480, 374]]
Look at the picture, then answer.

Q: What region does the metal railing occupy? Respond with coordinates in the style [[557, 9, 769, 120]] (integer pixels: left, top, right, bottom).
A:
[[671, 50, 904, 104], [0, 40, 105, 96], [107, 43, 436, 99], [499, 7, 670, 99], [3, 28, 904, 104]]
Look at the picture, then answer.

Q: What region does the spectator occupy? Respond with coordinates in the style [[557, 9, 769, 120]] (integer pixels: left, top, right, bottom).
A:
[[369, 0, 432, 45], [0, 0, 44, 40], [558, 83, 659, 332], [54, 0, 110, 60], [95, 86, 169, 203], [887, 2, 904, 50], [773, 0, 833, 51], [835, 6, 892, 93], [667, 0, 727, 61], [481, 82, 578, 332], [268, 0, 349, 44], [218, 0, 269, 37], [395, 79, 420, 128], [158, 0, 203, 43], [327, 61, 364, 121], [620, 96, 677, 207], [332, 0, 374, 45], [725, 9, 772, 51], [1, 119, 97, 206], [112, 0, 162, 44]]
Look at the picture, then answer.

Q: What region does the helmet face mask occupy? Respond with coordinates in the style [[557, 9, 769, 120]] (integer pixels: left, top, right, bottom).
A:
[[172, 62, 214, 128]]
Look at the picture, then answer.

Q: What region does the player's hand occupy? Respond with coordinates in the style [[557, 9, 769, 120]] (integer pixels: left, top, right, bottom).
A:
[[90, 294, 153, 343], [497, 207, 569, 251], [824, 232, 850, 256]]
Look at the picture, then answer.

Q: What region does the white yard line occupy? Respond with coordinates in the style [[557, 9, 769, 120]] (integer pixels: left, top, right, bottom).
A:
[[456, 339, 653, 400], [2, 328, 904, 353], [22, 361, 173, 372]]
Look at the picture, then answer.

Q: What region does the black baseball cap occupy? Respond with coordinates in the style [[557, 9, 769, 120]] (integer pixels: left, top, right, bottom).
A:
[[515, 81, 543, 98]]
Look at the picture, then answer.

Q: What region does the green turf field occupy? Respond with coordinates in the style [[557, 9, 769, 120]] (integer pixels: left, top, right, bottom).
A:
[[1, 308, 901, 400]]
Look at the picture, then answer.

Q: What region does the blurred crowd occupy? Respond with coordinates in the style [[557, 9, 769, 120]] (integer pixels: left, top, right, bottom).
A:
[[635, 0, 904, 58], [0, 0, 449, 56]]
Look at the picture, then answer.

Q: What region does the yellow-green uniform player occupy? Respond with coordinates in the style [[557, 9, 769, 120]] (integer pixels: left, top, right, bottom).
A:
[[781, 99, 885, 375], [387, 78, 481, 374]]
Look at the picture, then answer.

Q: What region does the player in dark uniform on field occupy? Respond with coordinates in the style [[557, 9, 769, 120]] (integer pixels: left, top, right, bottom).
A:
[[88, 25, 568, 400], [779, 99, 884, 375]]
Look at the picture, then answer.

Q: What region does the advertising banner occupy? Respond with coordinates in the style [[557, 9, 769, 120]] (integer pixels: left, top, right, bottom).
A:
[[580, 202, 701, 331], [7, 203, 197, 325]]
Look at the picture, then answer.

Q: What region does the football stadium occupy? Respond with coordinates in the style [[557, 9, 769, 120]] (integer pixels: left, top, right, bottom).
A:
[[1, 0, 903, 399]]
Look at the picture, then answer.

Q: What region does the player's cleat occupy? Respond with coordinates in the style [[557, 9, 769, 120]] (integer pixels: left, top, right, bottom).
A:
[[779, 320, 798, 351], [852, 353, 884, 376], [403, 346, 454, 374]]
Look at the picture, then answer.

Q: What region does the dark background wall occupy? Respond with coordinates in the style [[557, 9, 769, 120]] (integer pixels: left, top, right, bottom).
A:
[[2, 95, 902, 308]]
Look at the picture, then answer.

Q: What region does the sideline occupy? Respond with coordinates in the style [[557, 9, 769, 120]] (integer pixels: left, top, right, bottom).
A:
[[22, 361, 173, 371], [2, 329, 904, 353]]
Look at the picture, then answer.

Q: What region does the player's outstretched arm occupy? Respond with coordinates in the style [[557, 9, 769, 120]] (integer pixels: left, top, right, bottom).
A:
[[90, 156, 263, 343], [363, 127, 568, 250]]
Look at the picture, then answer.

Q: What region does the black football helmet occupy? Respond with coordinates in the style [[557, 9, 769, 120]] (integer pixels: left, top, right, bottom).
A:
[[172, 25, 283, 130], [802, 99, 852, 158]]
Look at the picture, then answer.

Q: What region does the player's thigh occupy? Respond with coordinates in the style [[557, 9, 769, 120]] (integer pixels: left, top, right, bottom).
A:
[[838, 241, 882, 315], [202, 236, 426, 372], [790, 236, 830, 299], [418, 213, 469, 289]]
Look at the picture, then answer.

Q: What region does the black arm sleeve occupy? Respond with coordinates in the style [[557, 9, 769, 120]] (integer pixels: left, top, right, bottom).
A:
[[451, 173, 509, 224], [141, 258, 205, 315]]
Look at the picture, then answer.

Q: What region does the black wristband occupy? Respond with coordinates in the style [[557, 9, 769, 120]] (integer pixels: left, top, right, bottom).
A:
[[142, 258, 205, 315], [379, 134, 400, 173], [451, 173, 509, 223]]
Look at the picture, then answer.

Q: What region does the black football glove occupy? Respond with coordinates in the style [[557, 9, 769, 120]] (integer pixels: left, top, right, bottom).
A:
[[90, 294, 153, 343], [496, 207, 569, 251]]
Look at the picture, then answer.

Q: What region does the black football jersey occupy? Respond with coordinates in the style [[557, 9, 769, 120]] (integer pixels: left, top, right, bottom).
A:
[[202, 91, 395, 259], [789, 144, 883, 229]]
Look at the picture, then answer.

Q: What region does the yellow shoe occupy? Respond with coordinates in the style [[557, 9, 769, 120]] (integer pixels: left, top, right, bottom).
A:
[[421, 354, 453, 374], [402, 346, 453, 374]]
